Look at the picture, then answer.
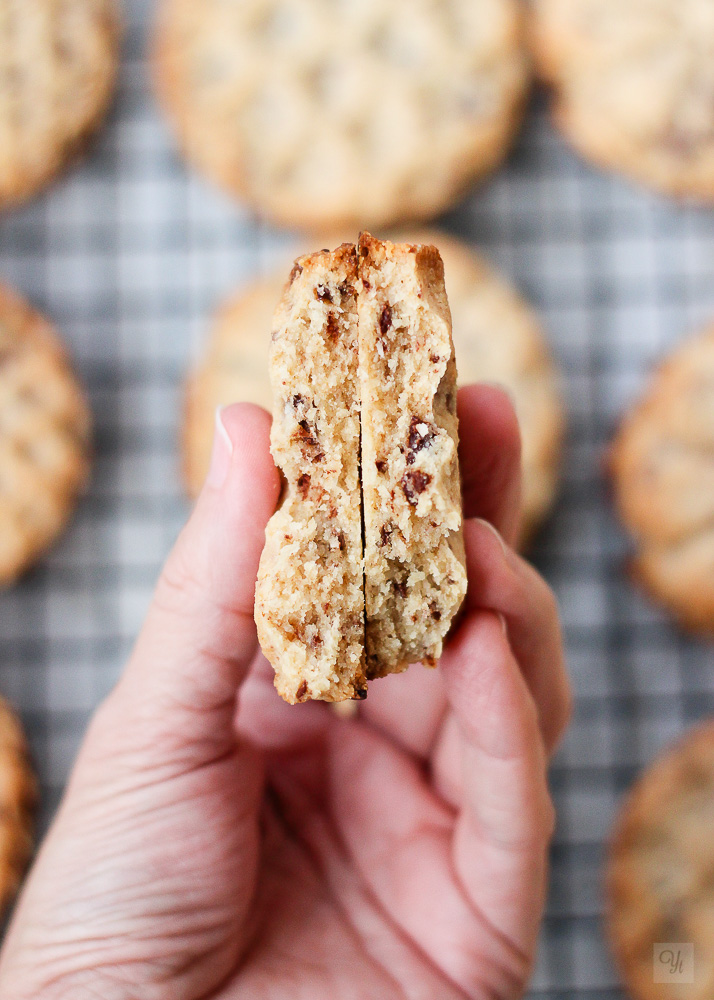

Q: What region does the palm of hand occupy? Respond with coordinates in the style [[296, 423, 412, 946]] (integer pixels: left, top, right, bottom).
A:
[[8, 653, 546, 1000], [78, 648, 549, 1000], [228, 666, 539, 1000]]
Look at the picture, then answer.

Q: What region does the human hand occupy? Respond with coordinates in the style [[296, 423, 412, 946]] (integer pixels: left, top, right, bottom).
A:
[[0, 386, 570, 1000]]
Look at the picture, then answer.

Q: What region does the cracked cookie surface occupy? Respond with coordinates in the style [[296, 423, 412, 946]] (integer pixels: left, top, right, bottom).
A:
[[154, 0, 528, 229], [531, 0, 714, 199], [0, 0, 120, 208], [610, 326, 714, 634], [608, 721, 714, 1000], [0, 286, 91, 586]]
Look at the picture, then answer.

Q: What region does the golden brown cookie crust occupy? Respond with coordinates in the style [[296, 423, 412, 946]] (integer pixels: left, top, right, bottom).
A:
[[0, 285, 92, 586], [153, 0, 529, 230], [610, 326, 714, 634], [607, 721, 714, 1000], [0, 696, 36, 915], [182, 232, 563, 547], [531, 0, 714, 201], [0, 0, 121, 209]]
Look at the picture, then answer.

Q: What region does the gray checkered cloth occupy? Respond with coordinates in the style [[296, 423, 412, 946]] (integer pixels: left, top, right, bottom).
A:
[[2, 1, 714, 995]]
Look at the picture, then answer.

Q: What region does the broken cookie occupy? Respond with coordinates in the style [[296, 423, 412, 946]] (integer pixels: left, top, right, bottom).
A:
[[254, 245, 366, 704], [358, 234, 467, 677], [255, 236, 466, 703]]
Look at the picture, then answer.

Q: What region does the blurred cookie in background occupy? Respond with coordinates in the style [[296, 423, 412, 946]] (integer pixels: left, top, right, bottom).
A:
[[610, 327, 714, 635], [0, 286, 91, 586], [530, 0, 714, 201], [0, 0, 121, 209], [153, 0, 529, 230], [608, 721, 714, 1000], [183, 276, 281, 498], [183, 232, 564, 549], [0, 696, 35, 917]]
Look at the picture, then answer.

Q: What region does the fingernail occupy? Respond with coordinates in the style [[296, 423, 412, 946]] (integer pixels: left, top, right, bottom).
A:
[[207, 407, 233, 489], [498, 612, 508, 637], [474, 517, 508, 558]]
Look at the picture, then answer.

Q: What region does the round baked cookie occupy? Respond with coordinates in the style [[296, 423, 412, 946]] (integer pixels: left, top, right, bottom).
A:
[[608, 721, 714, 1000], [0, 697, 35, 914], [0, 286, 91, 585], [530, 0, 714, 200], [610, 327, 714, 634], [153, 0, 529, 230], [183, 233, 564, 547], [0, 0, 121, 209]]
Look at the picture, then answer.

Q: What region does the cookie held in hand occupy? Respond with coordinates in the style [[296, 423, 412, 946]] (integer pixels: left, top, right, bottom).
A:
[[255, 244, 367, 704], [254, 235, 467, 703], [357, 234, 465, 678]]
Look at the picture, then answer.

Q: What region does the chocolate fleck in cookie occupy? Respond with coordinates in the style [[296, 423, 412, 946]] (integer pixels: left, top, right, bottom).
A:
[[183, 232, 563, 547], [610, 327, 714, 635], [0, 0, 121, 209], [0, 285, 91, 586], [607, 721, 714, 1000], [0, 696, 36, 916], [254, 245, 367, 704], [357, 233, 466, 677], [530, 0, 714, 200], [153, 0, 529, 230]]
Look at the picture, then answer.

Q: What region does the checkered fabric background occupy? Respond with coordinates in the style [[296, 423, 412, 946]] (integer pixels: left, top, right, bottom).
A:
[[1, 1, 714, 995]]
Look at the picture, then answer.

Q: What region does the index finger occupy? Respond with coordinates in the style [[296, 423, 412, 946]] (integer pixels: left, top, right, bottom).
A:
[[457, 384, 522, 547]]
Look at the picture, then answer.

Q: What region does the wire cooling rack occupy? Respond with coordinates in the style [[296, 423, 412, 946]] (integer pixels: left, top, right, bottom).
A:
[[1, 1, 714, 995]]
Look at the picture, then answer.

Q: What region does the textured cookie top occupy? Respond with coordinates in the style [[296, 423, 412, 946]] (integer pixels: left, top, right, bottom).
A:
[[183, 232, 563, 546], [0, 0, 120, 207], [0, 696, 36, 915], [531, 0, 714, 199], [154, 0, 529, 229], [0, 286, 91, 585], [610, 327, 714, 634], [608, 722, 714, 1000]]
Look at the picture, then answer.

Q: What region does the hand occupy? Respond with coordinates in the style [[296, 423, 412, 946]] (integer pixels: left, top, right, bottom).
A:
[[0, 387, 570, 1000]]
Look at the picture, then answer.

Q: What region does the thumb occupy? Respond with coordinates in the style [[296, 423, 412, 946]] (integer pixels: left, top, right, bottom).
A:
[[108, 402, 280, 762]]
